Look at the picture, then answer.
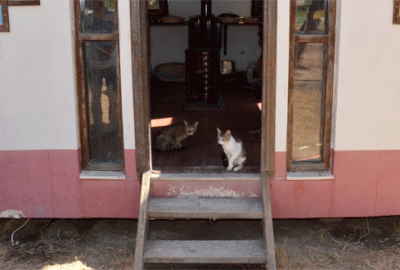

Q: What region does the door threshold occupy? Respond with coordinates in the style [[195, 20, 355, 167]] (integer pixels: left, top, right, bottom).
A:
[[151, 169, 261, 181], [152, 166, 260, 174]]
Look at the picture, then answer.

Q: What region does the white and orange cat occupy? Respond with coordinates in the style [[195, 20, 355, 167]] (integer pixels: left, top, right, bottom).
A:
[[153, 121, 198, 151], [217, 128, 246, 171]]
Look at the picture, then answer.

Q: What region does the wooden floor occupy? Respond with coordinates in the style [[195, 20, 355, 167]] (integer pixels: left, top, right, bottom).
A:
[[150, 74, 262, 174]]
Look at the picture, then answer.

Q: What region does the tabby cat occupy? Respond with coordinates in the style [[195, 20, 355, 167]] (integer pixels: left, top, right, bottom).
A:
[[153, 121, 199, 151], [217, 128, 247, 171]]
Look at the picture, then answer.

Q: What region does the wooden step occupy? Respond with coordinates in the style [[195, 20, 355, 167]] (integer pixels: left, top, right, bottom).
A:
[[144, 240, 267, 264], [151, 172, 261, 181], [148, 197, 263, 219]]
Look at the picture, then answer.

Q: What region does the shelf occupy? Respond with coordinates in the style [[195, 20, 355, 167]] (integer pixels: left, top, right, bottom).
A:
[[150, 22, 189, 26]]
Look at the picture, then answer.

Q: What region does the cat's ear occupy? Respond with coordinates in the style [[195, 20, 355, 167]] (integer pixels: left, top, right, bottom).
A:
[[217, 128, 221, 135], [184, 120, 188, 127], [193, 121, 199, 130], [226, 130, 231, 136]]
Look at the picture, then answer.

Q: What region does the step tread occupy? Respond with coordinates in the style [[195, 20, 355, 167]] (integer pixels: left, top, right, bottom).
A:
[[148, 197, 263, 219], [150, 172, 261, 181], [144, 240, 267, 264]]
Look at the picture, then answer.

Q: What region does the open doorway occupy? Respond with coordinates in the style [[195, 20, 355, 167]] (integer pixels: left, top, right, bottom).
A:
[[149, 0, 263, 174], [130, 0, 276, 177]]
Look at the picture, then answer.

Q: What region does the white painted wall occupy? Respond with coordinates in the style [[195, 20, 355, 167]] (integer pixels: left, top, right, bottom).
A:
[[2, 0, 399, 153], [119, 0, 136, 150], [334, 0, 400, 151], [275, 0, 290, 152], [0, 0, 78, 150], [150, 0, 261, 71], [0, 0, 136, 151]]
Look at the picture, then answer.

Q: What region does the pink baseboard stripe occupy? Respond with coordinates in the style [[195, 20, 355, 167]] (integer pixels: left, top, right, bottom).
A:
[[1, 149, 399, 219], [0, 149, 140, 218], [271, 150, 400, 218]]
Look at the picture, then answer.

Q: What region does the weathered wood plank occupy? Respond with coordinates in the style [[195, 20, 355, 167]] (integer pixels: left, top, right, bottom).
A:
[[261, 0, 278, 267], [322, 0, 337, 170], [261, 0, 277, 177], [148, 198, 263, 219], [261, 172, 276, 270], [286, 0, 297, 171], [295, 35, 329, 43], [144, 240, 267, 264], [130, 0, 152, 177], [8, 0, 40, 6], [151, 173, 261, 181], [133, 171, 152, 270], [78, 33, 119, 41]]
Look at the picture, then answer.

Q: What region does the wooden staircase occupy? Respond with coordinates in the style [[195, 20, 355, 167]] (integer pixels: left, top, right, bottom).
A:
[[133, 171, 276, 269]]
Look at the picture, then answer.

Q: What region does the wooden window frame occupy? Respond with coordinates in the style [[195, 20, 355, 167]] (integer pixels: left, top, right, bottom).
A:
[[287, 0, 336, 172], [394, 0, 400, 24], [73, 0, 124, 171], [0, 0, 9, 32]]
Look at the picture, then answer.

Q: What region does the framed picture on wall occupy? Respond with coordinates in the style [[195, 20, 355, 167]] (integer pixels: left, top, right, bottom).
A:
[[8, 0, 40, 6], [0, 0, 9, 32], [394, 0, 400, 24]]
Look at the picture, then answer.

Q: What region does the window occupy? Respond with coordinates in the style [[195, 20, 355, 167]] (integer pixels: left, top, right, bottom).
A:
[[287, 0, 336, 172], [74, 0, 124, 171]]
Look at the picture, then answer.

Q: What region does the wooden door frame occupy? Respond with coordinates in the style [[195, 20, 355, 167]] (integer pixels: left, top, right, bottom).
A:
[[130, 0, 277, 178]]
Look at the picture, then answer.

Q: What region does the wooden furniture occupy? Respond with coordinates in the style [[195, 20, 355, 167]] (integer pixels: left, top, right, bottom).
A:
[[184, 48, 223, 107], [181, 0, 224, 109], [133, 171, 276, 269]]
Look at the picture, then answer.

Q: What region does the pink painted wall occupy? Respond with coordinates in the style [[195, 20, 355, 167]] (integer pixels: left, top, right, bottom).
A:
[[270, 150, 400, 218], [150, 150, 400, 219], [1, 149, 400, 219], [0, 150, 140, 218]]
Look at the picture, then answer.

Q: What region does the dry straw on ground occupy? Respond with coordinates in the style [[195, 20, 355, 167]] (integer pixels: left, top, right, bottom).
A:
[[2, 218, 400, 269]]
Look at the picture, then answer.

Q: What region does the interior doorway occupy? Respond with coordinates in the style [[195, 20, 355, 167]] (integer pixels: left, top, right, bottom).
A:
[[130, 0, 276, 177]]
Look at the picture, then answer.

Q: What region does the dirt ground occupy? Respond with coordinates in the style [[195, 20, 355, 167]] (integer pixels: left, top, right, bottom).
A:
[[1, 217, 400, 270]]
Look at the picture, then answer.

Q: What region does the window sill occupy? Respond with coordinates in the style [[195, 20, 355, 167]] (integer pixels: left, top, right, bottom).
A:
[[80, 170, 125, 180], [286, 171, 333, 181]]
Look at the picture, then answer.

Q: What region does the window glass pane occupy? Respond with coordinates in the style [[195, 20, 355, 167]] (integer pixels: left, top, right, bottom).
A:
[[84, 41, 122, 163], [81, 0, 116, 34], [296, 0, 328, 35], [292, 43, 326, 163]]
